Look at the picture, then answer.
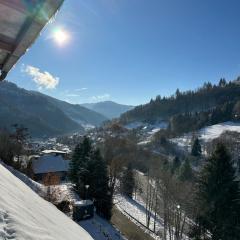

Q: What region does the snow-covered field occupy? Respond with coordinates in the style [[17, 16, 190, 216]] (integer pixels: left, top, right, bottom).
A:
[[0, 163, 93, 240], [199, 121, 240, 140], [115, 194, 163, 240], [172, 121, 240, 149]]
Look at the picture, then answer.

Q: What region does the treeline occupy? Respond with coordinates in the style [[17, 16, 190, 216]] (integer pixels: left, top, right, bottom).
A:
[[169, 100, 239, 135], [120, 78, 240, 124]]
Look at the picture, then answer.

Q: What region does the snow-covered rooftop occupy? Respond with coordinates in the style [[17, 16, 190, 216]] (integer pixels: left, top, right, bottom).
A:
[[32, 155, 70, 174], [42, 149, 67, 154], [0, 163, 93, 240], [74, 200, 93, 207]]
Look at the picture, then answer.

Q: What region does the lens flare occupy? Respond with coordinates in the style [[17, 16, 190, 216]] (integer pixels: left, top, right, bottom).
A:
[[52, 28, 70, 46]]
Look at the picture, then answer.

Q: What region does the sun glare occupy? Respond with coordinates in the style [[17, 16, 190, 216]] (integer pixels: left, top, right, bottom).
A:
[[53, 28, 70, 46]]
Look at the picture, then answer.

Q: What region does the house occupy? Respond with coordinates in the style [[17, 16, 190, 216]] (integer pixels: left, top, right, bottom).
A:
[[32, 153, 70, 183]]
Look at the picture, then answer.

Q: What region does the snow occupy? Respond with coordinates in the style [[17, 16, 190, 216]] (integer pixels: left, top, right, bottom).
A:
[[0, 163, 93, 240], [171, 121, 240, 149], [199, 121, 240, 141], [130, 121, 168, 145], [79, 215, 126, 240], [115, 194, 163, 240], [41, 150, 67, 154], [32, 155, 70, 174], [125, 121, 168, 131], [1, 161, 44, 195], [81, 123, 96, 130], [75, 200, 93, 206], [138, 140, 151, 145]]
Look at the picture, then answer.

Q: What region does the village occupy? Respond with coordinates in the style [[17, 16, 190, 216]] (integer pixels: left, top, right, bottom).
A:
[[4, 129, 167, 240]]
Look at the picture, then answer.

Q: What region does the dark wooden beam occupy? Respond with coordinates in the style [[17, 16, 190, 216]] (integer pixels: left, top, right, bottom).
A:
[[0, 71, 7, 81], [0, 0, 40, 14]]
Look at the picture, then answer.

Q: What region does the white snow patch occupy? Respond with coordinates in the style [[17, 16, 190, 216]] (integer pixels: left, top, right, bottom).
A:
[[171, 121, 240, 149], [199, 121, 240, 141], [138, 140, 151, 145], [79, 214, 126, 240]]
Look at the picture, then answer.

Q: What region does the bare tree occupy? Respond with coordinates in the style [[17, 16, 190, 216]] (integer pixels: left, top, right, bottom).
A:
[[157, 169, 194, 240]]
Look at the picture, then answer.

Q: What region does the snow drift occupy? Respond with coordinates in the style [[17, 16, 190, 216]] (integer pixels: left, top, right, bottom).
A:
[[0, 163, 93, 240]]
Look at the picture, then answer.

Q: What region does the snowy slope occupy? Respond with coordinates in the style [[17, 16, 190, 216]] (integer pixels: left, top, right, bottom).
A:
[[1, 161, 44, 195], [0, 164, 93, 240], [199, 121, 240, 141], [171, 121, 240, 149]]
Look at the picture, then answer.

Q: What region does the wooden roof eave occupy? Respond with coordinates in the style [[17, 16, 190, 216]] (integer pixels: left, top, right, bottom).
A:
[[0, 0, 64, 81]]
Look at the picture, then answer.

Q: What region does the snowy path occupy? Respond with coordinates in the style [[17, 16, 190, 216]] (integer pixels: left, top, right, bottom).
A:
[[115, 194, 163, 240]]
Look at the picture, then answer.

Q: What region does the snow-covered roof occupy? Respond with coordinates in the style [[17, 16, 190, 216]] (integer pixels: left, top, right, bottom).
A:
[[0, 163, 93, 240], [74, 200, 93, 207], [0, 0, 64, 80], [42, 149, 67, 155], [32, 155, 70, 174]]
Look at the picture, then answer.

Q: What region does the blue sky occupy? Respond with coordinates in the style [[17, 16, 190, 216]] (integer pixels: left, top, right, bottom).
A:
[[8, 0, 240, 105]]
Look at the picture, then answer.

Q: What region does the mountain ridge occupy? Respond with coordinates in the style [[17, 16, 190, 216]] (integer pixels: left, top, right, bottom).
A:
[[119, 79, 240, 125], [0, 81, 107, 137], [81, 101, 134, 119]]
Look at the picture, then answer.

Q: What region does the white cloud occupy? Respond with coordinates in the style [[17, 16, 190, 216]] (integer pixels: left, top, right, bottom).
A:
[[75, 88, 88, 92], [91, 94, 110, 101], [23, 65, 59, 89]]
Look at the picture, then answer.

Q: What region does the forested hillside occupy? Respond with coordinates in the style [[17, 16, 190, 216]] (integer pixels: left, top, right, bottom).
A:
[[121, 78, 240, 123], [0, 82, 107, 137], [120, 78, 240, 135]]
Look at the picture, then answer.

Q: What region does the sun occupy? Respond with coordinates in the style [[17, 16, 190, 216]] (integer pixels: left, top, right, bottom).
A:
[[53, 28, 70, 46]]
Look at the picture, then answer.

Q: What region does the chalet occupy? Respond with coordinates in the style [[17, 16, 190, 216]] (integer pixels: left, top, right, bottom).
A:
[[32, 151, 70, 183]]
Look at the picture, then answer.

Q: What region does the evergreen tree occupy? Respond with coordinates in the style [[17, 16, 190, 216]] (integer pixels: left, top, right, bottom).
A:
[[69, 138, 112, 220], [194, 143, 240, 240], [68, 136, 93, 196], [178, 158, 194, 182], [191, 138, 202, 157], [218, 78, 226, 87], [121, 163, 135, 198], [89, 149, 112, 220], [171, 156, 181, 174]]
